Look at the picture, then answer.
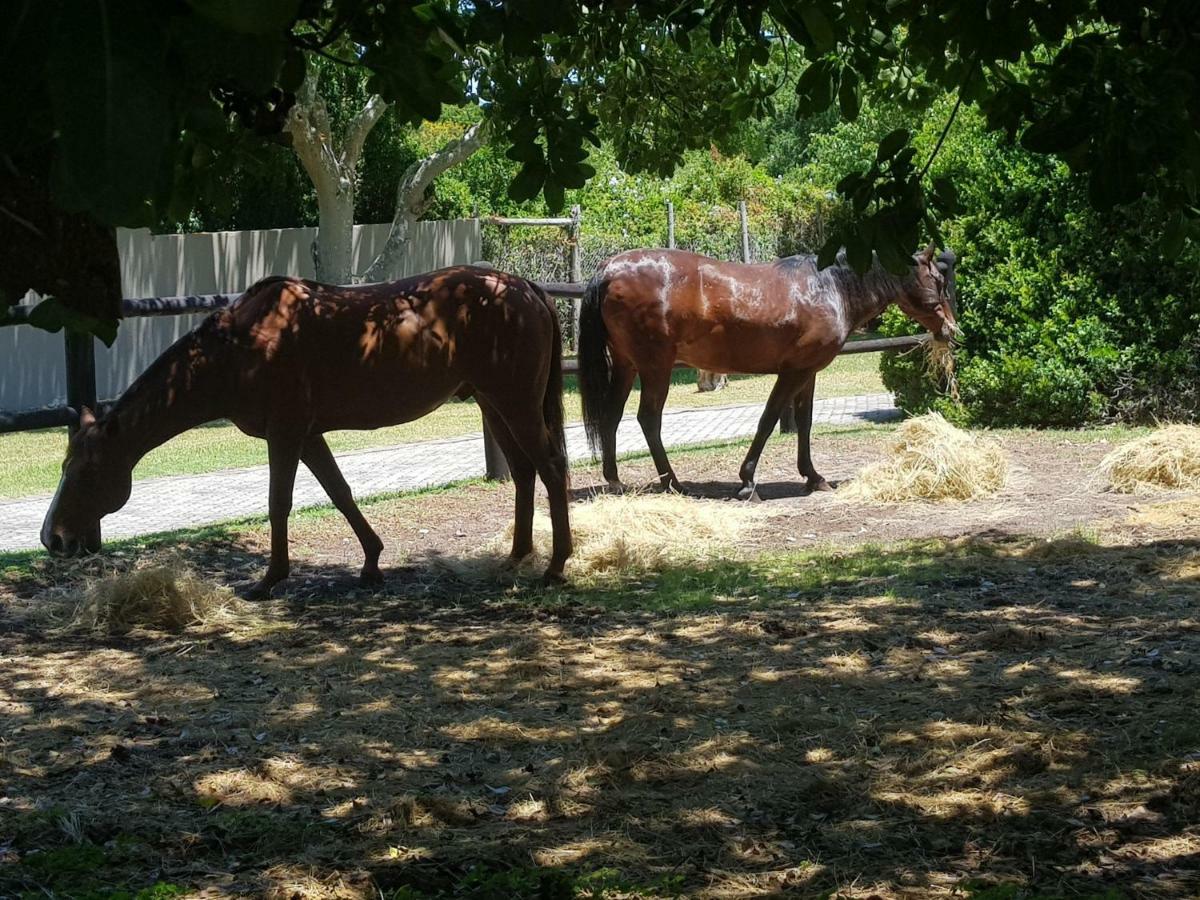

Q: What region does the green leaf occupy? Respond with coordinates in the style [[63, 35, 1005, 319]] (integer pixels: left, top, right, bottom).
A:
[[876, 128, 910, 162], [845, 228, 873, 273], [1161, 211, 1187, 258], [543, 178, 565, 213], [47, 0, 173, 225], [838, 67, 860, 120], [508, 164, 544, 203], [799, 5, 836, 52], [187, 0, 300, 35], [817, 236, 841, 269], [27, 297, 119, 346]]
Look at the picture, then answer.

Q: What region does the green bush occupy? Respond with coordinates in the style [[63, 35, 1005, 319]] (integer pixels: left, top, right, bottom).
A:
[[852, 99, 1200, 427]]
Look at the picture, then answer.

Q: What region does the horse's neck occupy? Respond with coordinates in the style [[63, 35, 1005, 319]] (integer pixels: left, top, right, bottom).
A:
[[106, 330, 232, 465], [840, 268, 905, 332]]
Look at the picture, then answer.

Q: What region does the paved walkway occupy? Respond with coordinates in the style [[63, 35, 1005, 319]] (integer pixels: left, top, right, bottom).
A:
[[0, 394, 899, 551]]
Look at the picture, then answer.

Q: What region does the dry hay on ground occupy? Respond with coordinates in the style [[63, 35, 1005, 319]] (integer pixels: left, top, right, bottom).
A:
[[843, 412, 1007, 502], [60, 558, 260, 635], [1099, 424, 1200, 493], [443, 491, 768, 581]]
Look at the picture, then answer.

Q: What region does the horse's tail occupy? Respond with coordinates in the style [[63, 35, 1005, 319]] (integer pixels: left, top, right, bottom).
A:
[[534, 282, 568, 463], [578, 272, 611, 457]]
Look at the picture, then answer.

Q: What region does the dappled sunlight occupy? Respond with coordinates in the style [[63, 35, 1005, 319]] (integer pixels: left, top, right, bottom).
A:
[[4, 522, 1200, 897]]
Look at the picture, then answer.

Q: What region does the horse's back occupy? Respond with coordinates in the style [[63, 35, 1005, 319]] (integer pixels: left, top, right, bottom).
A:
[[594, 250, 847, 374]]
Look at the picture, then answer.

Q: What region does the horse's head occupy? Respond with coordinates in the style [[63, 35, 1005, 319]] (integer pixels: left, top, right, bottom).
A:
[[898, 245, 959, 341], [41, 407, 133, 556]]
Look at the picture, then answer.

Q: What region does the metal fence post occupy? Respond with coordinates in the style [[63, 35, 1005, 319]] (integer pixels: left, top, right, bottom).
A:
[[738, 200, 751, 263], [667, 200, 676, 248], [64, 330, 97, 434], [569, 204, 582, 350]]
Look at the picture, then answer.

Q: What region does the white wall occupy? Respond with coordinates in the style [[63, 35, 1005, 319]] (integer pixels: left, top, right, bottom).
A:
[[1, 220, 481, 412]]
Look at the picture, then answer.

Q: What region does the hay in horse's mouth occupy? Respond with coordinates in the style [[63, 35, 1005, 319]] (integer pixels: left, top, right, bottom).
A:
[[925, 339, 960, 401]]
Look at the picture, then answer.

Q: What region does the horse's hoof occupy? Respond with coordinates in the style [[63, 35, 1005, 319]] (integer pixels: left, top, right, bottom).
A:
[[605, 480, 626, 495], [735, 483, 760, 502], [359, 568, 384, 588], [542, 568, 567, 586], [807, 478, 833, 493], [241, 581, 274, 601], [502, 551, 531, 572]]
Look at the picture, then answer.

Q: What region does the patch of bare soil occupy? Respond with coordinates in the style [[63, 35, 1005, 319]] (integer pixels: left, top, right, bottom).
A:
[[2, 432, 1199, 898]]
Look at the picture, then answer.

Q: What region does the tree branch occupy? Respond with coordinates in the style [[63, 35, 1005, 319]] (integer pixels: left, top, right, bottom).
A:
[[361, 120, 489, 282], [343, 94, 389, 171]]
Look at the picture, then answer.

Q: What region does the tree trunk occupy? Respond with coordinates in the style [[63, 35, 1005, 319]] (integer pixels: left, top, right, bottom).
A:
[[697, 370, 728, 392], [284, 69, 387, 284], [361, 120, 488, 283]]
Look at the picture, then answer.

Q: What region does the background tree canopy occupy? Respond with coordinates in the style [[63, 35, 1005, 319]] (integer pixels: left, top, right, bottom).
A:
[[3, 0, 1200, 333]]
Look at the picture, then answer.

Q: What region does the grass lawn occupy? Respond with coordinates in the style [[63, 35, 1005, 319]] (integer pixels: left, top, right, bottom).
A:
[[0, 352, 884, 498]]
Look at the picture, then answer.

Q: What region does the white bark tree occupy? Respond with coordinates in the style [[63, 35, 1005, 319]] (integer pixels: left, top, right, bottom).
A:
[[284, 68, 487, 284]]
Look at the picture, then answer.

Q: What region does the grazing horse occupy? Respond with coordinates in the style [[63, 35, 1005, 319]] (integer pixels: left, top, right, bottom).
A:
[[579, 245, 958, 499], [41, 267, 573, 596]]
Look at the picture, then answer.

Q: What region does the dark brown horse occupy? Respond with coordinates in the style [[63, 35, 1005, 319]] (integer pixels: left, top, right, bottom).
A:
[[41, 267, 573, 595], [578, 245, 958, 499]]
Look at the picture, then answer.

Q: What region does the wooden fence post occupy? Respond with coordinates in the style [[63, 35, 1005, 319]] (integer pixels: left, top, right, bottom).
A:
[[738, 200, 751, 263], [667, 200, 676, 248], [64, 330, 97, 435], [482, 418, 511, 481]]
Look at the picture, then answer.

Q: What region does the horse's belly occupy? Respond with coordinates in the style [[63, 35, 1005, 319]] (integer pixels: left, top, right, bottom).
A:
[[303, 365, 462, 432]]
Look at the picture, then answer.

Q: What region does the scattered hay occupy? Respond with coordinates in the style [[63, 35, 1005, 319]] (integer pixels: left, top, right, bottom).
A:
[[67, 558, 257, 635], [1098, 424, 1200, 493], [843, 413, 1007, 502], [444, 492, 766, 581]]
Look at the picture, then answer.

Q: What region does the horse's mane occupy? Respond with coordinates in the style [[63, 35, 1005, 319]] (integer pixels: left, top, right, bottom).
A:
[[774, 252, 909, 296]]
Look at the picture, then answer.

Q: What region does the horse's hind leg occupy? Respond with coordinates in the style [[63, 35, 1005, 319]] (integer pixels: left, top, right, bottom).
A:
[[600, 359, 636, 489], [301, 435, 385, 585], [488, 399, 572, 581], [737, 371, 806, 501], [478, 400, 538, 564], [793, 373, 831, 492], [636, 366, 682, 492]]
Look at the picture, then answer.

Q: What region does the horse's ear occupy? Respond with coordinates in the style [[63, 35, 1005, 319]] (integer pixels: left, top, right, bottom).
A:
[[78, 407, 96, 429], [920, 243, 937, 262]]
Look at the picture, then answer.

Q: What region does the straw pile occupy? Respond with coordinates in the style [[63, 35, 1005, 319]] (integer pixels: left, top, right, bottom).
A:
[[1098, 424, 1200, 493], [448, 492, 764, 581], [844, 412, 1007, 502], [68, 559, 253, 634]]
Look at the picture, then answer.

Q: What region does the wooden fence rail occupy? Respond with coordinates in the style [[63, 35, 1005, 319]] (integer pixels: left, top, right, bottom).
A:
[[1, 284, 930, 485]]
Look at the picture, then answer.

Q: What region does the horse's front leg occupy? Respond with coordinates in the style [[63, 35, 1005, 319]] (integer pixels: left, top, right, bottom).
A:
[[737, 372, 804, 500], [301, 435, 385, 587], [794, 373, 831, 492], [245, 433, 303, 600]]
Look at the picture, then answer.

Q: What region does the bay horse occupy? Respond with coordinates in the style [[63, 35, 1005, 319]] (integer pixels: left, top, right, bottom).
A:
[[578, 245, 958, 499], [41, 267, 573, 596]]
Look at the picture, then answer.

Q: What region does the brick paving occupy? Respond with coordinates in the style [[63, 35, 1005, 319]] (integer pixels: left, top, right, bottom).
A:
[[0, 394, 899, 551]]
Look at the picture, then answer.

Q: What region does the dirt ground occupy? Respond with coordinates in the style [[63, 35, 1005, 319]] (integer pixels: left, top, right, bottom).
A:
[[2, 432, 1199, 898]]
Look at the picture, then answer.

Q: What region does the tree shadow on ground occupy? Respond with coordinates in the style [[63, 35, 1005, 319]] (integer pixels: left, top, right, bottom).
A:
[[2, 529, 1199, 898]]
